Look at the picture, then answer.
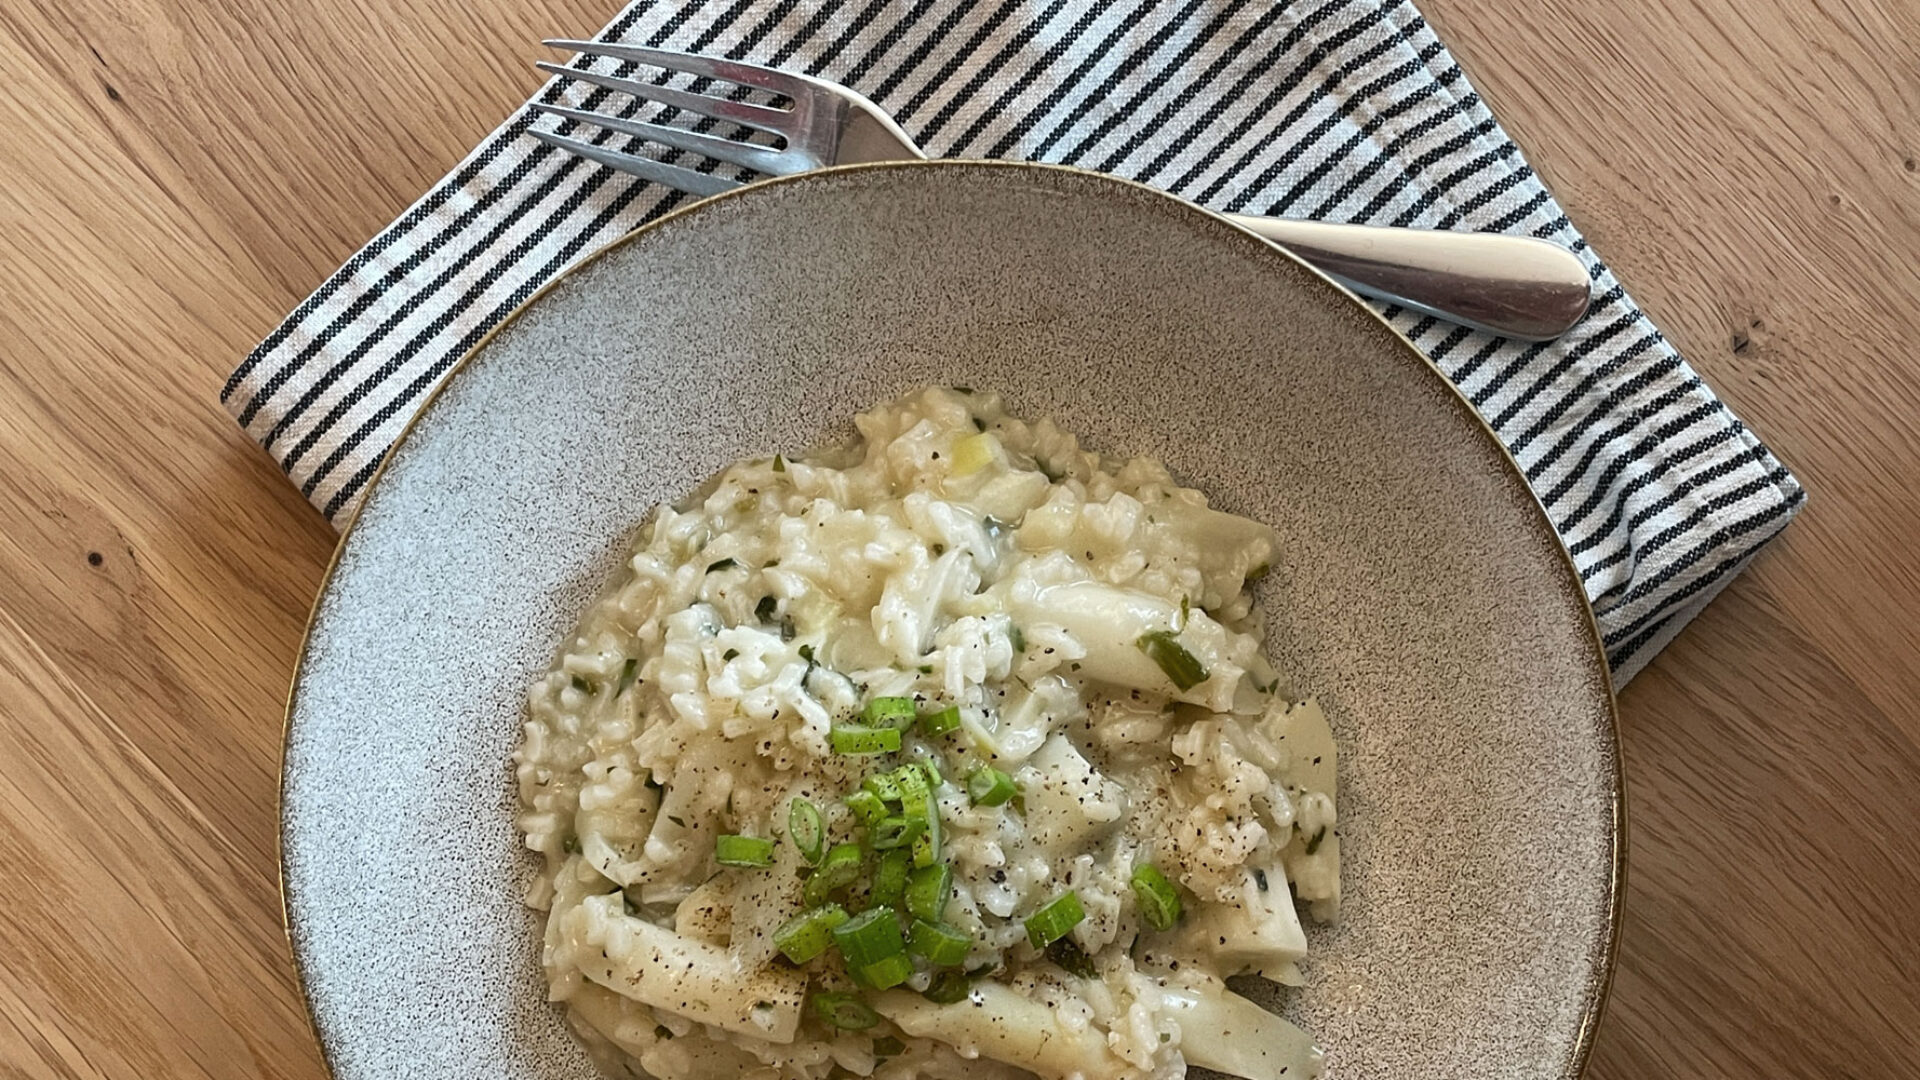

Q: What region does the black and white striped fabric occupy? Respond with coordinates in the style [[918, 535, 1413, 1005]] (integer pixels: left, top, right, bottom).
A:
[[223, 0, 1803, 682]]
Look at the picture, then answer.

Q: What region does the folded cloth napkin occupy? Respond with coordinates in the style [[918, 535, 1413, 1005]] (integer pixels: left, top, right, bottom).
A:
[[224, 0, 1803, 683]]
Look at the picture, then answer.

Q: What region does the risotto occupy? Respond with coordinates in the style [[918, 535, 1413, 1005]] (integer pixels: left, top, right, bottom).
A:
[[516, 387, 1341, 1080]]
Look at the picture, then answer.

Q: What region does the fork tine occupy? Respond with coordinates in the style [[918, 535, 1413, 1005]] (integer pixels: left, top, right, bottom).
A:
[[544, 39, 811, 98], [535, 61, 790, 135], [531, 102, 797, 175], [526, 128, 743, 198]]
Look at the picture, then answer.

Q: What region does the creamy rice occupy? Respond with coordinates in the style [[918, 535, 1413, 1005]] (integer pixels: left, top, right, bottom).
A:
[[516, 388, 1340, 1080]]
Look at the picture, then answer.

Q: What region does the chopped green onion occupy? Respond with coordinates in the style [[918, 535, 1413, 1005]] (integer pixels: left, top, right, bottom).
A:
[[1136, 630, 1208, 691], [869, 815, 925, 850], [1130, 862, 1183, 931], [615, 657, 639, 695], [872, 1036, 905, 1058], [715, 834, 775, 868], [917, 663, 934, 674], [892, 765, 930, 815], [1008, 624, 1026, 653], [811, 992, 879, 1030], [1046, 938, 1097, 978], [908, 919, 971, 967], [856, 953, 915, 991], [772, 904, 849, 964], [863, 696, 918, 730], [1024, 891, 1085, 949], [831, 725, 901, 755], [722, 648, 740, 661], [919, 760, 943, 787], [1305, 826, 1328, 855], [869, 848, 911, 911], [831, 906, 906, 968], [893, 765, 941, 866], [569, 674, 596, 695], [863, 771, 904, 804], [803, 843, 864, 906], [772, 454, 786, 473], [755, 595, 779, 622], [967, 766, 1017, 807], [912, 819, 940, 867], [905, 863, 951, 923], [918, 704, 962, 736], [706, 557, 738, 573], [845, 789, 888, 826], [789, 798, 825, 866], [922, 970, 972, 1004]]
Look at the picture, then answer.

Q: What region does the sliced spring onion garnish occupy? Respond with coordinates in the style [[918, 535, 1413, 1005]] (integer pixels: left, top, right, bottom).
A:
[[755, 595, 779, 622], [714, 834, 775, 868], [772, 454, 786, 473], [615, 657, 639, 695], [918, 704, 962, 736], [1008, 623, 1026, 653], [789, 798, 825, 866], [1136, 630, 1209, 691], [772, 904, 849, 964], [863, 770, 904, 803], [1046, 937, 1097, 978], [705, 557, 738, 573], [863, 696, 918, 730], [1023, 891, 1085, 949], [892, 765, 930, 817], [569, 674, 596, 695], [869, 848, 911, 911], [1305, 825, 1328, 855], [904, 863, 951, 924], [868, 815, 925, 850], [872, 1035, 905, 1058], [1130, 862, 1183, 931], [966, 766, 1017, 807], [811, 992, 880, 1030], [919, 760, 943, 788], [857, 953, 915, 991], [831, 725, 901, 755], [802, 842, 864, 906], [831, 906, 906, 968], [921, 969, 972, 1004], [908, 919, 972, 967], [845, 789, 887, 826], [894, 765, 941, 866]]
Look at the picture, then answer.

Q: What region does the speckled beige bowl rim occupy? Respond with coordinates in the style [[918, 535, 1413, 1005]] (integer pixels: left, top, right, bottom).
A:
[[275, 158, 1625, 1080]]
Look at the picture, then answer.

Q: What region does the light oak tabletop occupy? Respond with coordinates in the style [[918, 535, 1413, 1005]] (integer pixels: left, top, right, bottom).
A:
[[1, 0, 1915, 1076]]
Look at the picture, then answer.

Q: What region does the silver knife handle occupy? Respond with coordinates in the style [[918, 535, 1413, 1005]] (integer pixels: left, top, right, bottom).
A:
[[1222, 214, 1592, 341]]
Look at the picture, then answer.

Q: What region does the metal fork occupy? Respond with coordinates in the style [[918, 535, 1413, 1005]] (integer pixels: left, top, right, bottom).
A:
[[529, 41, 1592, 340]]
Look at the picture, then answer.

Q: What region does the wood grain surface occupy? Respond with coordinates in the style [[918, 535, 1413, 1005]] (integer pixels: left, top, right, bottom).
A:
[[0, 0, 1915, 1075]]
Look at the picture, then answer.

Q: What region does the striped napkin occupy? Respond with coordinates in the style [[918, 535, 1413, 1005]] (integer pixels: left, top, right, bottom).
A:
[[224, 0, 1803, 682]]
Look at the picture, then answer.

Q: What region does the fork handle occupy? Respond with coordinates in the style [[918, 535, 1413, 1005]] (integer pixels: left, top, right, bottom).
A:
[[1221, 215, 1591, 341]]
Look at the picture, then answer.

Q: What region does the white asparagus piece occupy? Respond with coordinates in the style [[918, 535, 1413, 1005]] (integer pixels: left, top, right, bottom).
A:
[[566, 983, 764, 1077], [871, 983, 1128, 1080], [1010, 581, 1241, 710], [1179, 866, 1308, 971], [1160, 978, 1325, 1080], [560, 893, 806, 1042]]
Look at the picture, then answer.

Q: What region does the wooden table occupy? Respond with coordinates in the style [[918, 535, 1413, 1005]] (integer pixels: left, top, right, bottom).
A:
[[2, 0, 1915, 1074]]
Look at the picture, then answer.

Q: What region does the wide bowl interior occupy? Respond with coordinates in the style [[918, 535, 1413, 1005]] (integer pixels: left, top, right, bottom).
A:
[[283, 161, 1618, 1080]]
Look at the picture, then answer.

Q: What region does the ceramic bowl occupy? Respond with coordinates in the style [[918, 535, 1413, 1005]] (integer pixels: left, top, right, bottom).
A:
[[282, 161, 1621, 1080]]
